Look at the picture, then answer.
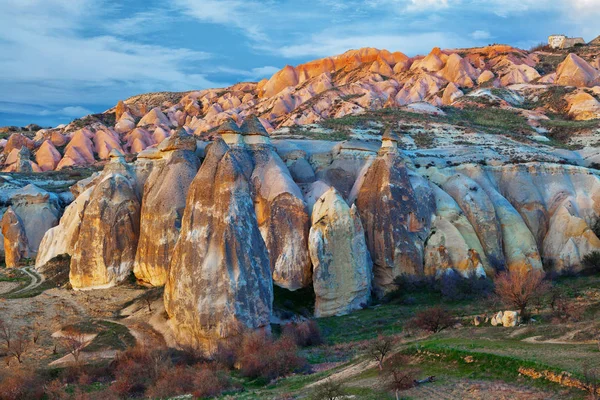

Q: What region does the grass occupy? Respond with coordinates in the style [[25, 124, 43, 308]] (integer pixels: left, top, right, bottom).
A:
[[63, 319, 136, 352]]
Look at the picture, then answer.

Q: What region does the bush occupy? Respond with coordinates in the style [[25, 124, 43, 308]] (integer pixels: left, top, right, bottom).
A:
[[439, 271, 494, 302], [582, 251, 600, 275], [237, 331, 306, 381], [495, 268, 550, 319], [109, 345, 171, 397], [408, 306, 456, 333], [282, 320, 323, 347], [310, 378, 346, 400], [146, 364, 228, 399], [0, 368, 45, 400], [386, 272, 493, 303]]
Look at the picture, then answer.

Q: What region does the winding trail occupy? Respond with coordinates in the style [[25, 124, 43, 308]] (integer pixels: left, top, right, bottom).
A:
[[12, 266, 45, 295]]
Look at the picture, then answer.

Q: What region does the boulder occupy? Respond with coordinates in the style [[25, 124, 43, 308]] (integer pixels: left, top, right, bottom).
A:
[[501, 311, 519, 327], [164, 140, 273, 349], [309, 188, 372, 317], [69, 173, 141, 289], [133, 131, 200, 286]]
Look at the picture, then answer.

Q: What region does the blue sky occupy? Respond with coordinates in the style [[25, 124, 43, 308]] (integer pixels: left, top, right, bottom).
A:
[[1, 0, 598, 127]]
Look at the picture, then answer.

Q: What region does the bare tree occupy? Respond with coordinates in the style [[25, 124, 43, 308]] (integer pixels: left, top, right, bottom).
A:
[[32, 322, 41, 344], [7, 331, 30, 364], [495, 268, 550, 319], [381, 354, 419, 400], [368, 335, 394, 371], [59, 330, 88, 366], [0, 318, 12, 351]]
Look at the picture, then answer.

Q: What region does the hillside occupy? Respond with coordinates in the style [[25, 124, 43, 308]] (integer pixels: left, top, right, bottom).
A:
[[1, 41, 600, 399]]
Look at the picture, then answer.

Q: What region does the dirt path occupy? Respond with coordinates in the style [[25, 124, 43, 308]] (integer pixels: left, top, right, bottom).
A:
[[11, 266, 44, 295]]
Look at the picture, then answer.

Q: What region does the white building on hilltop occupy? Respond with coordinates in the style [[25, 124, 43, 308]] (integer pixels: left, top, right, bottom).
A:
[[548, 34, 585, 49]]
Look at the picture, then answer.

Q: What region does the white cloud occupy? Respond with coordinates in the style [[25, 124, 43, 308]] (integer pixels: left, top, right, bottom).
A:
[[39, 106, 94, 117], [173, 0, 269, 42], [0, 0, 223, 111], [471, 30, 492, 40], [274, 32, 473, 58]]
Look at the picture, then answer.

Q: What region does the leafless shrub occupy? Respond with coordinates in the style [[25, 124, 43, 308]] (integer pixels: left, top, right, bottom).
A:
[[495, 268, 550, 319], [7, 331, 30, 364], [383, 354, 419, 400], [282, 320, 323, 347], [408, 306, 456, 333], [58, 329, 89, 366], [368, 334, 394, 370]]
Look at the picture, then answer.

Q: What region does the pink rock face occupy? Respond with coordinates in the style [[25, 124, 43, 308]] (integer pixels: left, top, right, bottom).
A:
[[138, 107, 171, 127], [35, 140, 62, 171], [442, 82, 464, 105], [2, 133, 34, 154], [50, 131, 67, 147], [370, 59, 394, 76], [94, 129, 124, 160], [438, 53, 478, 88], [261, 65, 299, 98], [477, 70, 495, 84], [556, 53, 600, 87], [152, 127, 170, 144], [125, 128, 155, 153], [56, 129, 96, 169], [499, 64, 541, 86], [413, 48, 445, 72]]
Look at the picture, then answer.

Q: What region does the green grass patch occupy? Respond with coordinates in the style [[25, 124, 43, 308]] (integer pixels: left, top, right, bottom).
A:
[[404, 342, 582, 395], [62, 320, 136, 352]]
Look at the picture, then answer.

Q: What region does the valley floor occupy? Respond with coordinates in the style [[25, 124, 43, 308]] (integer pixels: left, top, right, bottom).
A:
[[2, 265, 600, 399]]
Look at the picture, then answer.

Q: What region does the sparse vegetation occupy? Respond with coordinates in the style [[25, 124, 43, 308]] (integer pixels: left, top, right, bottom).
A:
[[368, 334, 395, 370], [407, 306, 456, 333], [495, 268, 550, 319]]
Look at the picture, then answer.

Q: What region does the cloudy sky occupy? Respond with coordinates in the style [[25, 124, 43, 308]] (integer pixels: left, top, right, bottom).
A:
[[1, 0, 598, 127]]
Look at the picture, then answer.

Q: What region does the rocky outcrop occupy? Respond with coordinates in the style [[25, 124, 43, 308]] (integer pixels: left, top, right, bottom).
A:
[[354, 148, 434, 295], [9, 184, 62, 256], [309, 188, 372, 317], [35, 140, 62, 171], [248, 132, 312, 290], [424, 184, 491, 277], [69, 173, 141, 289], [35, 187, 93, 273], [555, 54, 600, 87], [165, 139, 273, 349], [1, 207, 29, 268], [133, 131, 200, 286]]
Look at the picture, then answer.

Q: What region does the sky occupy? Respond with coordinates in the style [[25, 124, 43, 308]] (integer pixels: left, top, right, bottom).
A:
[[0, 0, 599, 127]]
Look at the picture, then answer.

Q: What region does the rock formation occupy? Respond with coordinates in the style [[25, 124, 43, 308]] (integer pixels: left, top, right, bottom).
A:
[[1, 207, 29, 268], [244, 116, 312, 290], [555, 53, 600, 87], [165, 139, 273, 349], [8, 184, 61, 256], [69, 172, 141, 289], [35, 187, 93, 273], [133, 130, 200, 286], [354, 145, 434, 295], [309, 188, 372, 317]]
